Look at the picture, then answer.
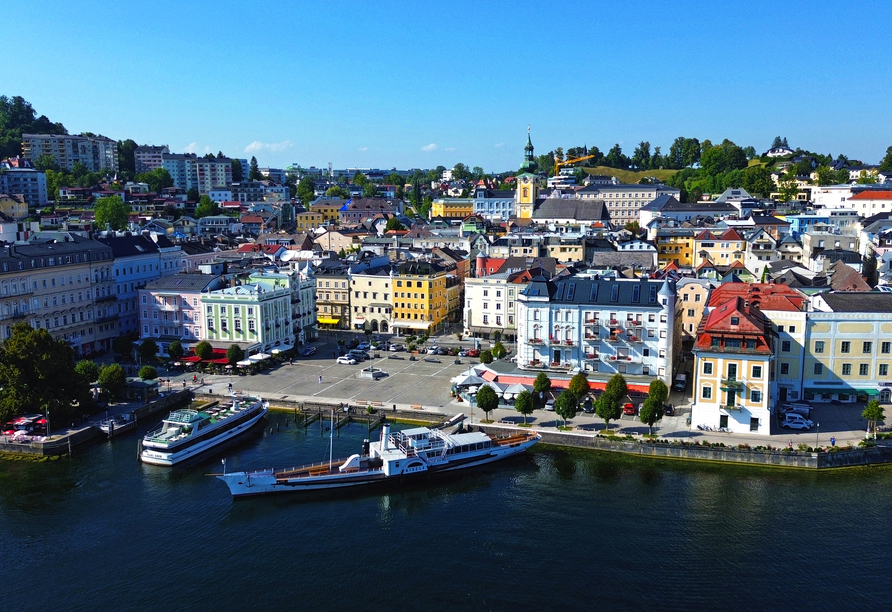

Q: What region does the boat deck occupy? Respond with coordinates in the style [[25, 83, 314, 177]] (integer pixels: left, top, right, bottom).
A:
[[490, 432, 538, 447]]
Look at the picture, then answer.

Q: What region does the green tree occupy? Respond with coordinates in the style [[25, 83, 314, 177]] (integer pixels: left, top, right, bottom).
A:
[[533, 372, 551, 402], [554, 389, 578, 427], [814, 165, 836, 186], [862, 399, 885, 439], [491, 341, 506, 359], [385, 217, 404, 231], [596, 390, 622, 431], [135, 167, 173, 192], [605, 143, 629, 169], [475, 385, 499, 421], [75, 359, 101, 384], [98, 363, 126, 399], [296, 176, 316, 204], [857, 170, 877, 184], [249, 156, 262, 181], [605, 373, 628, 401], [631, 141, 651, 170], [326, 185, 349, 198], [362, 183, 378, 198], [195, 195, 220, 218], [231, 158, 244, 182], [139, 365, 158, 380], [0, 95, 68, 159], [34, 153, 59, 172], [452, 163, 471, 181], [514, 390, 534, 425], [194, 341, 213, 360], [638, 397, 663, 435], [0, 323, 90, 423], [777, 173, 799, 203], [879, 146, 892, 172], [139, 338, 158, 363], [94, 195, 131, 230], [112, 335, 134, 357], [568, 372, 590, 397], [479, 349, 493, 364], [741, 165, 774, 197], [227, 344, 245, 365], [648, 379, 669, 406], [352, 170, 369, 186], [167, 340, 184, 361], [187, 187, 200, 201], [117, 139, 137, 174], [472, 166, 485, 180]]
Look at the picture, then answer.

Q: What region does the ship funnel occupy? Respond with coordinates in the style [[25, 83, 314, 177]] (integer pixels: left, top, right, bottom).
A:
[[381, 423, 390, 451]]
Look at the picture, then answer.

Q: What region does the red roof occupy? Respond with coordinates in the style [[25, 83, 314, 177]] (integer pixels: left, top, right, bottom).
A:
[[850, 191, 892, 200], [708, 282, 805, 311], [695, 296, 772, 353], [718, 228, 744, 241]]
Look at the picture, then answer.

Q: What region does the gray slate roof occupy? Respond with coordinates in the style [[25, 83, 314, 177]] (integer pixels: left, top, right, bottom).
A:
[[532, 198, 610, 221], [819, 292, 892, 313]]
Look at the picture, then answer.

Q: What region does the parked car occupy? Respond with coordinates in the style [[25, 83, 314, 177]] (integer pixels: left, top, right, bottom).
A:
[[426, 347, 439, 355], [782, 413, 814, 430], [544, 399, 555, 411], [623, 402, 636, 416], [346, 339, 359, 349], [336, 356, 357, 365], [348, 350, 369, 361], [458, 349, 468, 357], [357, 342, 370, 351], [466, 349, 480, 357], [300, 346, 316, 356], [389, 344, 402, 352], [664, 404, 675, 416]]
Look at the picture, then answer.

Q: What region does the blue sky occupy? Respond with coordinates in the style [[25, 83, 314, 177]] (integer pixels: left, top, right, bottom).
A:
[[4, 0, 891, 172]]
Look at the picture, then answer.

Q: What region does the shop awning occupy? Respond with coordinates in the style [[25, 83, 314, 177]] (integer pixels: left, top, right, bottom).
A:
[[856, 388, 880, 396], [317, 318, 340, 325], [392, 321, 431, 330]]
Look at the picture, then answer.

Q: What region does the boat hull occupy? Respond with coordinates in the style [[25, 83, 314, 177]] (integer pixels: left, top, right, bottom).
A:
[[217, 432, 539, 498], [141, 405, 267, 466]]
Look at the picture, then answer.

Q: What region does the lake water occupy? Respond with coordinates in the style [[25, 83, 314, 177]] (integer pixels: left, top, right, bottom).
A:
[[2, 414, 889, 611]]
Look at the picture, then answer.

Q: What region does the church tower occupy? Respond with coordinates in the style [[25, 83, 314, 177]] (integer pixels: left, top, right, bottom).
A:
[[514, 128, 539, 219]]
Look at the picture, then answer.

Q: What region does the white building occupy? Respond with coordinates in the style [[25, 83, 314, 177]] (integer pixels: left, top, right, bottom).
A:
[[517, 274, 676, 387]]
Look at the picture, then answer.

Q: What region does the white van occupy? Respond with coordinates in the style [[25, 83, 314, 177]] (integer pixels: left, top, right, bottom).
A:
[[782, 403, 812, 418], [782, 413, 814, 430]]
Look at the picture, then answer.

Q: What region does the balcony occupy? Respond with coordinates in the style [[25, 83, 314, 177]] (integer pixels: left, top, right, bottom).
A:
[[563, 339, 575, 346], [724, 404, 744, 411], [628, 334, 641, 342], [720, 377, 745, 391], [95, 294, 118, 303], [606, 335, 623, 343], [584, 353, 599, 361], [529, 338, 544, 345], [584, 333, 598, 340]]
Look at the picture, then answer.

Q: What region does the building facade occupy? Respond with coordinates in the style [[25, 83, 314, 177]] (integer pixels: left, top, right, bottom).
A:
[[22, 134, 118, 173], [138, 274, 225, 351], [391, 260, 448, 336], [516, 275, 676, 386]]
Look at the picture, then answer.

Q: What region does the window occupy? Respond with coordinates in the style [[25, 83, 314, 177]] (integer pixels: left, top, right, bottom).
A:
[[814, 363, 823, 375], [882, 342, 891, 354], [702, 386, 712, 400], [781, 340, 791, 352], [841, 341, 850, 354], [703, 362, 713, 375], [780, 362, 789, 375], [789, 325, 796, 333], [859, 363, 869, 376], [687, 309, 694, 317], [842, 363, 852, 376], [814, 340, 825, 353], [730, 317, 739, 326], [880, 364, 888, 376], [752, 365, 762, 379], [750, 389, 762, 403], [863, 341, 872, 354]]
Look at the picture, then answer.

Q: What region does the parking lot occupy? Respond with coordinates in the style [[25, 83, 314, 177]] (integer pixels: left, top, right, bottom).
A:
[[188, 334, 470, 410]]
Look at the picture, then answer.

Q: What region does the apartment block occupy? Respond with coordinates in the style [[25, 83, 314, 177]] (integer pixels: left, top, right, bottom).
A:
[[22, 134, 118, 173]]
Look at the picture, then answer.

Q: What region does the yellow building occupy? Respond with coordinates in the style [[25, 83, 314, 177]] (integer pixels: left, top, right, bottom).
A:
[[431, 198, 473, 219], [294, 211, 324, 231], [514, 131, 540, 219], [391, 261, 448, 336], [655, 228, 697, 267], [692, 228, 746, 268], [310, 197, 345, 223], [691, 296, 774, 435], [0, 194, 27, 221], [676, 278, 712, 343]]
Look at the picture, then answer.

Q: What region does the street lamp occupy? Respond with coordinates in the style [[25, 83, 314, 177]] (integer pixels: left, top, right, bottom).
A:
[[816, 422, 820, 449]]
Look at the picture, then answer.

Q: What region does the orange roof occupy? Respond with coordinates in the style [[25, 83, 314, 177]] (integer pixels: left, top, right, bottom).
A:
[[719, 228, 745, 241], [849, 191, 892, 200], [708, 282, 805, 311]]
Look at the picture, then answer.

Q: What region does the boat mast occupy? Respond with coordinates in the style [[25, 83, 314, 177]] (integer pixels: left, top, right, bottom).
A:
[[329, 408, 334, 472]]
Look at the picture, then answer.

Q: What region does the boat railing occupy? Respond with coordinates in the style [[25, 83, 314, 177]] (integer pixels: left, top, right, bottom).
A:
[[271, 458, 380, 480]]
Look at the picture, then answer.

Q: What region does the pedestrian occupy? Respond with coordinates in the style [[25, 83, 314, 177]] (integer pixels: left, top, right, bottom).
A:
[[788, 439, 793, 449], [289, 358, 293, 365], [319, 375, 323, 384], [182, 380, 186, 389], [228, 382, 233, 393]]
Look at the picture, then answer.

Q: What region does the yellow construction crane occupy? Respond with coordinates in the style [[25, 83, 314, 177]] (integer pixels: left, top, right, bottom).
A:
[[553, 154, 596, 176]]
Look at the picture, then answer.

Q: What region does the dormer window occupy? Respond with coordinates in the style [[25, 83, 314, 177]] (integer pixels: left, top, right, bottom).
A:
[[730, 317, 739, 325]]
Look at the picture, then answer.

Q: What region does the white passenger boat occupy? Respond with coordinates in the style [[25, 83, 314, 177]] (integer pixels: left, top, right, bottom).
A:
[[140, 394, 267, 466], [214, 420, 540, 498]]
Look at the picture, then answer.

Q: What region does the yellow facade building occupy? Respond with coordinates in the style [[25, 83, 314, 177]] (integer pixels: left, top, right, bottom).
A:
[[391, 261, 448, 336], [431, 198, 473, 219]]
